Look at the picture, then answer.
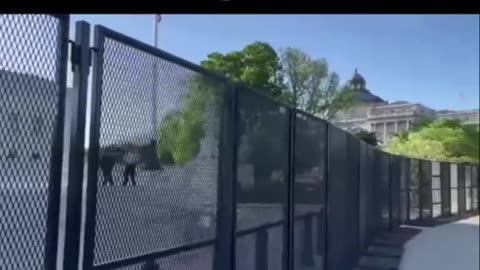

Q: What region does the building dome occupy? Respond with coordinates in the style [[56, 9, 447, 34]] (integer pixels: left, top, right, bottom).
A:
[[350, 68, 366, 86], [347, 68, 385, 104]]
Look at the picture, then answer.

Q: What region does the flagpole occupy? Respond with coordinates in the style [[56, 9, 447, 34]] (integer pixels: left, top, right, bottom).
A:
[[154, 15, 159, 48]]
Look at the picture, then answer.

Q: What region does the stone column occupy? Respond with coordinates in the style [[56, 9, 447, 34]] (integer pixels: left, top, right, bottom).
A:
[[383, 122, 387, 145]]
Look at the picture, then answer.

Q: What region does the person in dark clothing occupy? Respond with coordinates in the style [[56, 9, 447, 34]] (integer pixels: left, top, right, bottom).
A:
[[123, 147, 141, 186], [99, 152, 116, 186]]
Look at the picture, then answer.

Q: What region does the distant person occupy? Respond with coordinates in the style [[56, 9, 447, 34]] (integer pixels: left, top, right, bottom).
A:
[[123, 146, 141, 186], [99, 151, 116, 186]]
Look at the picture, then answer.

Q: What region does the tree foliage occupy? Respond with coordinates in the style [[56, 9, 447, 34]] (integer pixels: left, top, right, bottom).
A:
[[279, 47, 354, 119], [157, 77, 223, 165], [157, 42, 354, 166], [386, 119, 480, 163], [200, 42, 286, 100]]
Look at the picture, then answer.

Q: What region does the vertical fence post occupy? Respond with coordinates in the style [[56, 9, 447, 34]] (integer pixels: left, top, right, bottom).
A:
[[44, 14, 70, 270], [458, 163, 466, 215], [82, 25, 106, 270], [440, 162, 451, 217], [428, 161, 434, 219], [214, 85, 238, 270], [284, 108, 296, 270], [388, 155, 393, 231], [418, 160, 424, 221], [323, 123, 330, 270], [61, 20, 91, 270]]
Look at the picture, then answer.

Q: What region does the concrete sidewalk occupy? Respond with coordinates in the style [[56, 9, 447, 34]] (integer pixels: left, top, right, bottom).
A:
[[400, 215, 479, 270]]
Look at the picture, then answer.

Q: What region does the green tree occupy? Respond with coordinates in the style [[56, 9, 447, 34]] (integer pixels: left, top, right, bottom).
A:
[[279, 47, 354, 119], [157, 42, 354, 166], [157, 77, 224, 165], [200, 41, 286, 100], [386, 119, 480, 163]]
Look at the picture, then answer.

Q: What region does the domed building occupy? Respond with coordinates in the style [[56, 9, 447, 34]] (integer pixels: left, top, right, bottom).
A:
[[332, 69, 479, 145]]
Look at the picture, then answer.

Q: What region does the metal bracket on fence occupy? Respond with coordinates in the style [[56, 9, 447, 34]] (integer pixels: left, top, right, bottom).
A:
[[70, 39, 92, 71]]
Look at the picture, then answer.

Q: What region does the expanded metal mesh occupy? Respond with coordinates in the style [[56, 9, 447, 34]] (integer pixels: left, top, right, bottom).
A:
[[457, 164, 466, 213], [440, 162, 451, 216], [326, 125, 359, 270], [399, 157, 410, 223], [0, 14, 67, 270], [450, 164, 459, 214], [345, 134, 360, 265], [390, 155, 401, 227], [472, 166, 479, 211], [465, 165, 473, 211], [374, 149, 390, 230], [431, 161, 442, 217], [409, 159, 420, 220], [358, 141, 374, 250], [110, 246, 214, 270], [419, 160, 432, 220], [87, 31, 225, 268], [235, 88, 289, 270], [293, 112, 326, 270]]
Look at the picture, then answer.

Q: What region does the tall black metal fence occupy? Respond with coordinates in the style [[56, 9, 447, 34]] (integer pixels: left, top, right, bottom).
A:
[[0, 16, 479, 270], [0, 14, 69, 270]]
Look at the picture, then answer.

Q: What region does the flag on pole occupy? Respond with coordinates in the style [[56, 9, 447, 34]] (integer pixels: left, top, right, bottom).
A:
[[155, 14, 162, 23]]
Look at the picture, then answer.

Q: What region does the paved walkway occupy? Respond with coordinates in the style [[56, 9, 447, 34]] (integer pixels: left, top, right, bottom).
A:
[[400, 216, 479, 270]]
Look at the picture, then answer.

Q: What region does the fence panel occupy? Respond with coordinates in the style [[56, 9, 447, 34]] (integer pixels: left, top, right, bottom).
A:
[[0, 14, 69, 270], [346, 134, 360, 264], [450, 164, 459, 214], [235, 88, 290, 270], [472, 166, 479, 211], [465, 165, 472, 211], [389, 155, 401, 228], [457, 164, 466, 214], [293, 112, 327, 270], [358, 142, 367, 250], [431, 161, 442, 218], [440, 162, 451, 216], [374, 150, 390, 230], [408, 159, 420, 220], [419, 160, 432, 220], [399, 157, 410, 224], [83, 26, 227, 270], [326, 124, 360, 270]]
